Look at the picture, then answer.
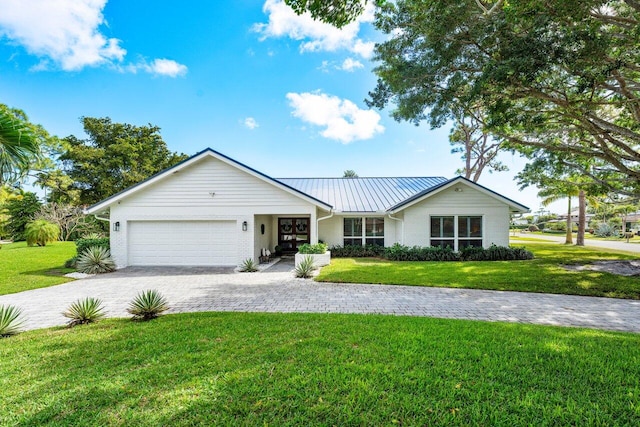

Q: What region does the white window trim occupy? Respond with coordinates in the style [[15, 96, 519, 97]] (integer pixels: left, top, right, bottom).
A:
[[343, 216, 385, 247], [429, 215, 484, 251]]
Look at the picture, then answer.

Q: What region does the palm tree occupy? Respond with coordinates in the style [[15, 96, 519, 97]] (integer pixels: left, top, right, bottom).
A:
[[0, 107, 39, 185], [539, 185, 578, 244]]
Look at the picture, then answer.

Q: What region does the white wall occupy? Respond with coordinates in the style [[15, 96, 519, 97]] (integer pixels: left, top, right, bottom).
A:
[[109, 156, 318, 268], [402, 184, 510, 248]]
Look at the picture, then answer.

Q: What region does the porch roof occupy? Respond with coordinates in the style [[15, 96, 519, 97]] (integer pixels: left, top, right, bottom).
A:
[[276, 177, 447, 212]]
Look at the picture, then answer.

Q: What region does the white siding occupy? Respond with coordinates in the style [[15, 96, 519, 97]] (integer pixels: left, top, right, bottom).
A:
[[402, 184, 510, 248], [108, 156, 318, 268]]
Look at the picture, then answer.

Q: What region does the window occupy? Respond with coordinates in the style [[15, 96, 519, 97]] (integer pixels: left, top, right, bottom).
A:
[[343, 218, 362, 246], [430, 216, 455, 249], [430, 215, 483, 250], [344, 217, 384, 246], [458, 216, 483, 248]]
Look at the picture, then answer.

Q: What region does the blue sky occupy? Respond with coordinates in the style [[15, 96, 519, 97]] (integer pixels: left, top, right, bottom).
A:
[[0, 0, 558, 214]]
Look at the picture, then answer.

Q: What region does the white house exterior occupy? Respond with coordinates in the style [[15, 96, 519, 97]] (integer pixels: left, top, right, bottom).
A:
[[86, 148, 529, 268]]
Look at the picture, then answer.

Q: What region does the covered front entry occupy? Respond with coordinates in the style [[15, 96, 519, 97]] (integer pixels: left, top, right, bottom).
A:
[[278, 217, 310, 253], [128, 220, 237, 266]]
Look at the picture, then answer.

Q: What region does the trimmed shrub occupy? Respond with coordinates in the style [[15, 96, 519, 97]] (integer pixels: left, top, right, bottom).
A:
[[297, 243, 328, 254], [295, 255, 316, 278], [460, 245, 534, 261], [127, 290, 169, 320], [75, 237, 110, 257], [62, 297, 105, 327], [239, 258, 259, 272], [76, 246, 116, 274], [25, 220, 60, 246], [329, 244, 385, 258], [528, 225, 540, 232], [384, 244, 460, 261], [0, 305, 24, 337]]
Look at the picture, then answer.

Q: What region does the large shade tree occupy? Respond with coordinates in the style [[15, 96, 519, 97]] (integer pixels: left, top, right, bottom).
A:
[[61, 117, 188, 206], [287, 0, 640, 194]]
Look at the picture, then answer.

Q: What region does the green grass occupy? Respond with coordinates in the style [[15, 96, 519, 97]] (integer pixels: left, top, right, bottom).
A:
[[0, 241, 76, 295], [2, 312, 639, 425], [317, 243, 640, 299]]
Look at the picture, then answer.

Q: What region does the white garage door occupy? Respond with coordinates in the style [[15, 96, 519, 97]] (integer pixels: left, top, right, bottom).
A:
[[128, 221, 237, 266]]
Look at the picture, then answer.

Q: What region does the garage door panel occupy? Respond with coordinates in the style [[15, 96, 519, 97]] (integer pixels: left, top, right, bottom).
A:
[[128, 221, 237, 266]]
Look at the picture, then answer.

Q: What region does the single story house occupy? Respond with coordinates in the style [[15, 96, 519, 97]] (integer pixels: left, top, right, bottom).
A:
[[86, 148, 529, 268]]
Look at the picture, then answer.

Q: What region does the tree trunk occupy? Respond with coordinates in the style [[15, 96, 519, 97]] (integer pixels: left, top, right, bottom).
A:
[[576, 190, 585, 246], [565, 197, 573, 244]]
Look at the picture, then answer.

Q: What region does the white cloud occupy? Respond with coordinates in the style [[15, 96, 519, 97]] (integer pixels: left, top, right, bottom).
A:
[[339, 58, 363, 72], [254, 0, 375, 59], [286, 91, 384, 143], [0, 0, 187, 76], [243, 117, 259, 130]]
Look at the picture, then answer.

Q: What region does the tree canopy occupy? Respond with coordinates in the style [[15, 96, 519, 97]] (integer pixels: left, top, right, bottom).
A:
[[0, 105, 40, 185], [60, 117, 188, 206], [367, 0, 640, 193]]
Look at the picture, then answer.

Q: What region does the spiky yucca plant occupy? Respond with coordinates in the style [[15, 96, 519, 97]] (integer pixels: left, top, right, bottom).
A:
[[295, 255, 316, 278], [127, 289, 169, 320], [239, 258, 259, 272], [62, 297, 105, 327], [0, 305, 24, 337], [76, 246, 116, 274]]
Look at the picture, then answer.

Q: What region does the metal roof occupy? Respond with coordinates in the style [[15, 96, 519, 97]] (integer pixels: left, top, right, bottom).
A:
[[276, 177, 448, 212]]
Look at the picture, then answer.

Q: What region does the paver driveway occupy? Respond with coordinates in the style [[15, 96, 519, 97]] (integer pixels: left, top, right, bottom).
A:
[[2, 263, 640, 333]]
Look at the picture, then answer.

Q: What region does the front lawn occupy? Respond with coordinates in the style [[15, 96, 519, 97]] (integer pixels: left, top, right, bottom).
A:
[[317, 243, 640, 299], [0, 241, 76, 295], [2, 312, 639, 425]]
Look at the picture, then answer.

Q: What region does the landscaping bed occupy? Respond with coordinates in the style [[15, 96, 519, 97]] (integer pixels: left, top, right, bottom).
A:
[[316, 243, 640, 299]]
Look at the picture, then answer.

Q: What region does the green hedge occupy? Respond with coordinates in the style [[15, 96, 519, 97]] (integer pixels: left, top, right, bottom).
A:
[[297, 243, 328, 254], [75, 237, 110, 256], [330, 243, 533, 262]]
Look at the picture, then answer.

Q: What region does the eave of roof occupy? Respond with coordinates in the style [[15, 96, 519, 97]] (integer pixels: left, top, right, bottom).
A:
[[388, 176, 530, 213], [85, 148, 333, 214]]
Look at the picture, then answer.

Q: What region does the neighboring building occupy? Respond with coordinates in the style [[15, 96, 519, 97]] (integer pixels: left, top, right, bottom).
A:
[[86, 148, 529, 268]]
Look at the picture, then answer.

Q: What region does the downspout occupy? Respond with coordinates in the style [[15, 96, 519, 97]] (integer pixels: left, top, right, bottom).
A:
[[316, 209, 334, 243], [93, 214, 110, 223], [387, 212, 404, 245]]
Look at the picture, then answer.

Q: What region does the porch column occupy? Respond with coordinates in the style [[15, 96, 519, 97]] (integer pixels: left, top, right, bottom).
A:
[[310, 209, 318, 244]]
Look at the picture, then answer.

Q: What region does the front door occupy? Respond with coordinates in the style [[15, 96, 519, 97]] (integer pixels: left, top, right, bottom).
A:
[[278, 218, 310, 253]]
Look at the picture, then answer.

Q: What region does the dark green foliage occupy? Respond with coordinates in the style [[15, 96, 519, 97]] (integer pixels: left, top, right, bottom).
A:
[[75, 237, 110, 256], [127, 290, 169, 321], [61, 117, 188, 205], [297, 242, 328, 254], [4, 192, 41, 241], [64, 256, 77, 269], [284, 0, 367, 28], [459, 245, 534, 261], [62, 297, 105, 326], [329, 244, 385, 258], [331, 243, 533, 262], [0, 105, 40, 185]]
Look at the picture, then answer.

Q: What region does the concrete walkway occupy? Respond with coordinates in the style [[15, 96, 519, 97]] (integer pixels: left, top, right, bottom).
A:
[[2, 263, 639, 333]]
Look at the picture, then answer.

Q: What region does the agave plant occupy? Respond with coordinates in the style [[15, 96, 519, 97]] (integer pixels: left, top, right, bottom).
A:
[[62, 297, 105, 327], [127, 289, 169, 320], [239, 258, 259, 272], [76, 246, 116, 274], [294, 255, 316, 278], [0, 305, 24, 337]]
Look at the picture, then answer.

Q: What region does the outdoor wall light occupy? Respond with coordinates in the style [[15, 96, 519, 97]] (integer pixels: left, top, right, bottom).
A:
[[242, 221, 248, 231], [113, 221, 120, 232]]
